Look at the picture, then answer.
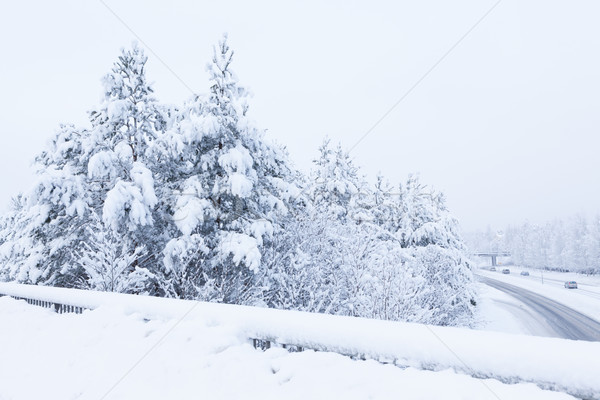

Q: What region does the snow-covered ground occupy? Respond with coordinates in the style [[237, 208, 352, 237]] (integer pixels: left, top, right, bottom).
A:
[[0, 297, 581, 400], [476, 266, 600, 321]]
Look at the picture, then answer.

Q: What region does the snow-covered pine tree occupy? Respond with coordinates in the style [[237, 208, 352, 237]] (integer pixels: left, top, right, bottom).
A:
[[86, 43, 169, 293], [89, 42, 166, 164], [0, 195, 47, 283], [0, 44, 168, 292], [0, 39, 480, 328], [0, 124, 92, 286], [154, 35, 297, 302]]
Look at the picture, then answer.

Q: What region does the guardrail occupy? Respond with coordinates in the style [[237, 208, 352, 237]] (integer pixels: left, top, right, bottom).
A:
[[9, 295, 85, 314], [1, 282, 599, 400]]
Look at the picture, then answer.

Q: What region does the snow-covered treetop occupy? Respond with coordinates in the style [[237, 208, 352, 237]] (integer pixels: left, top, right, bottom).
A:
[[371, 173, 399, 232], [89, 42, 164, 161], [207, 34, 249, 121], [310, 139, 370, 222], [104, 42, 152, 102]]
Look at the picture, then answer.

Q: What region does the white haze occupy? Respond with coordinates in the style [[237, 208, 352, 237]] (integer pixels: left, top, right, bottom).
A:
[[0, 0, 599, 231]]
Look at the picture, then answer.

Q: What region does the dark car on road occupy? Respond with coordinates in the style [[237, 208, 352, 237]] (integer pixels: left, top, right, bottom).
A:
[[502, 269, 510, 274], [520, 271, 529, 276], [564, 281, 578, 289]]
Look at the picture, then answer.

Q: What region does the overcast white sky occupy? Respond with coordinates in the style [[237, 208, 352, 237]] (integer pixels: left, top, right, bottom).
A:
[[1, 0, 599, 232]]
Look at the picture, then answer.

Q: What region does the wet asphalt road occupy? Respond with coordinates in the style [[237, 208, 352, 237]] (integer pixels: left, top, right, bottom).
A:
[[479, 276, 600, 342]]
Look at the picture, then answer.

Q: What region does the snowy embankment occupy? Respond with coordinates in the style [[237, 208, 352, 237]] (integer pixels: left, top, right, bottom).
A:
[[476, 267, 600, 321], [0, 296, 574, 400], [0, 283, 599, 399]]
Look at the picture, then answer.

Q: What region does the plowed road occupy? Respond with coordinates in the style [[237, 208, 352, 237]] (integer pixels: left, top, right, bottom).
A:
[[479, 276, 600, 342]]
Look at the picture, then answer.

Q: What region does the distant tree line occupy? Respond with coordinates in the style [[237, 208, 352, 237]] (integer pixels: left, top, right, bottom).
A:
[[466, 216, 600, 274]]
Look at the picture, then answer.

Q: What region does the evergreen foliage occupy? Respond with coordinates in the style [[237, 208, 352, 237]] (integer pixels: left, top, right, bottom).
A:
[[0, 36, 476, 326]]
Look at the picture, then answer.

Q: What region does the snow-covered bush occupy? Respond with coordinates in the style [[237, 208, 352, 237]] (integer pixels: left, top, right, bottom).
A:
[[262, 141, 476, 326]]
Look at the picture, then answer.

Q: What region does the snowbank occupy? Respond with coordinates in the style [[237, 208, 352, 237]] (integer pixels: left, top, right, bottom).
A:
[[0, 297, 575, 400], [0, 282, 599, 399]]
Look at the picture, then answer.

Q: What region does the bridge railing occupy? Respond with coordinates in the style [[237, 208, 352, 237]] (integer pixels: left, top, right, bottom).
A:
[[472, 252, 511, 266], [472, 252, 511, 257], [0, 282, 599, 400]]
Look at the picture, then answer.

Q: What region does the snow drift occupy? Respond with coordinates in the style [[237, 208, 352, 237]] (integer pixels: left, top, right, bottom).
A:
[[0, 282, 598, 399]]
